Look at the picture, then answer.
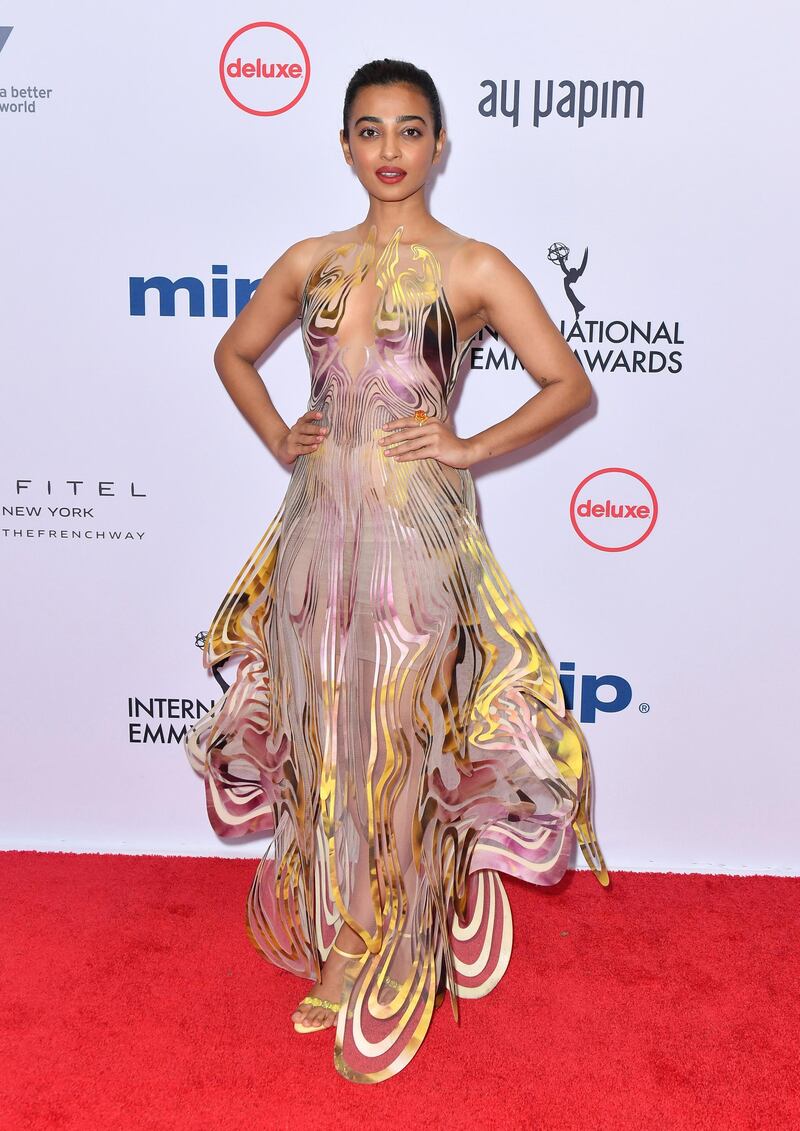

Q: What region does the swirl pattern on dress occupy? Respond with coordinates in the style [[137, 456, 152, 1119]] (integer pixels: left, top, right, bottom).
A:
[[185, 223, 609, 1084]]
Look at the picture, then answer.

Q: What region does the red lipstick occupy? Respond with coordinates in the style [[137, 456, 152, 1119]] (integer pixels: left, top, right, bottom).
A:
[[375, 166, 406, 184]]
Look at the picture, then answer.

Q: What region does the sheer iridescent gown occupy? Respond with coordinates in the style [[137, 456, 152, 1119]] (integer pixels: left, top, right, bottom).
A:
[[185, 223, 610, 1084]]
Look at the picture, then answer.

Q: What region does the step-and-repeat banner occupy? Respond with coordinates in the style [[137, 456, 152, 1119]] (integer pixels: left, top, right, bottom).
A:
[[2, 3, 796, 874]]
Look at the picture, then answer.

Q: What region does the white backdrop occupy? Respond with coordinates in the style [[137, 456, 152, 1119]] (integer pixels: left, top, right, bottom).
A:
[[2, 1, 797, 874]]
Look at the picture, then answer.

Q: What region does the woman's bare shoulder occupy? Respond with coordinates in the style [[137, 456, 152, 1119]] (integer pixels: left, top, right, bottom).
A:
[[274, 230, 353, 298], [444, 233, 535, 321], [447, 230, 512, 273], [279, 230, 340, 269], [291, 225, 362, 257]]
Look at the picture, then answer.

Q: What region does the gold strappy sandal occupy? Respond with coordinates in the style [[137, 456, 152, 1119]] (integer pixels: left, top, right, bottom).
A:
[[376, 973, 406, 1012], [380, 931, 412, 998], [332, 940, 364, 959], [292, 993, 341, 1034], [292, 939, 365, 1034]]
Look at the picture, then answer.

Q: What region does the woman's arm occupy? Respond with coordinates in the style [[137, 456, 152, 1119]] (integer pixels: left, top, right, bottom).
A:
[[458, 240, 593, 466], [212, 237, 327, 466]]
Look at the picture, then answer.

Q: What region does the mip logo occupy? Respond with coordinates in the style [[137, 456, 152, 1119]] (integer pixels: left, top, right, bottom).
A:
[[129, 266, 260, 317], [0, 27, 12, 53], [559, 662, 635, 723]]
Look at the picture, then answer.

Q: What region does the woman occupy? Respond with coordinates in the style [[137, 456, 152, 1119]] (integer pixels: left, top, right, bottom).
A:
[[185, 57, 610, 1084]]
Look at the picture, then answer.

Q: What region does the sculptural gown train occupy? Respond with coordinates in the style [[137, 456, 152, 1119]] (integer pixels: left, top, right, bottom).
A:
[[185, 223, 610, 1084]]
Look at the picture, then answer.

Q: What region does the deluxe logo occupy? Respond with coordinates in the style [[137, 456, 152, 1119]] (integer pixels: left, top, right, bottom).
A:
[[570, 468, 657, 551], [219, 22, 310, 116], [548, 240, 685, 376]]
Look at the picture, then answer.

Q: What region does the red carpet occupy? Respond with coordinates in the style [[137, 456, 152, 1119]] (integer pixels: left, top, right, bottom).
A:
[[0, 852, 797, 1130]]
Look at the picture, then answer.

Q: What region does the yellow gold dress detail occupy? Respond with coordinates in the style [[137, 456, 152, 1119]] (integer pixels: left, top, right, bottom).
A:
[[185, 223, 609, 1084]]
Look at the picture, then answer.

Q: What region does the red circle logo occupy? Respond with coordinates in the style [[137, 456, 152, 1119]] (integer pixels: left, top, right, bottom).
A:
[[219, 22, 310, 116], [570, 467, 658, 552]]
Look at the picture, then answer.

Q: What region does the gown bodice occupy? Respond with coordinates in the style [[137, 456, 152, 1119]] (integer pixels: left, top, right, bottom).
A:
[[300, 223, 479, 449]]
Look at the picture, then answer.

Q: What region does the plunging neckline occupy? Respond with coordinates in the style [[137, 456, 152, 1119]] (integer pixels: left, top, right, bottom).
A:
[[301, 224, 476, 381]]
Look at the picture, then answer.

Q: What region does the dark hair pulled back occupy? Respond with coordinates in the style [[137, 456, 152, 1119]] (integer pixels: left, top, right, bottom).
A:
[[342, 58, 443, 140]]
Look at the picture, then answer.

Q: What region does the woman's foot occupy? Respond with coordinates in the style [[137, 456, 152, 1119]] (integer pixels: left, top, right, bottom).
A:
[[291, 922, 367, 1033], [373, 930, 413, 1013]]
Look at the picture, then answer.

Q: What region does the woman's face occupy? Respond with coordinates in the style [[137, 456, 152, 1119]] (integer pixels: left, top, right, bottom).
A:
[[341, 82, 445, 200]]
